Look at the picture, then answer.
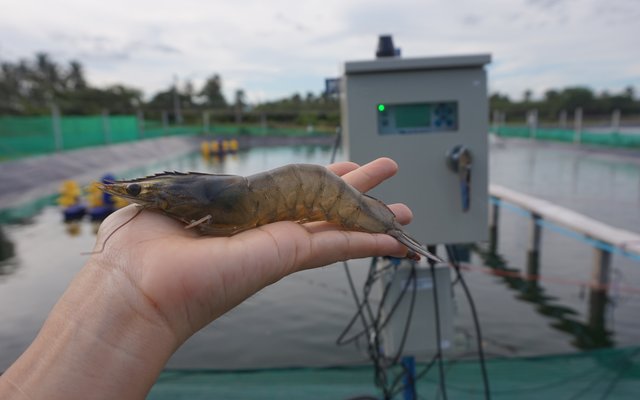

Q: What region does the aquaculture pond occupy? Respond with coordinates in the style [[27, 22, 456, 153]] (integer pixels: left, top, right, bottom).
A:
[[1, 141, 639, 372]]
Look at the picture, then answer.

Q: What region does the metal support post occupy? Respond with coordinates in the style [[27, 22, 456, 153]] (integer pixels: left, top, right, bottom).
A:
[[489, 199, 500, 254], [136, 110, 145, 139], [260, 112, 267, 135], [528, 109, 538, 139], [527, 213, 542, 277], [51, 104, 63, 152], [559, 110, 567, 129], [574, 108, 583, 143], [401, 356, 416, 400], [102, 109, 111, 144], [162, 110, 169, 135], [588, 247, 611, 332], [203, 111, 210, 134], [611, 109, 621, 133]]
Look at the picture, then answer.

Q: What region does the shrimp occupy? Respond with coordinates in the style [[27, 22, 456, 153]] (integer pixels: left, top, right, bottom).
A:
[[100, 164, 441, 262]]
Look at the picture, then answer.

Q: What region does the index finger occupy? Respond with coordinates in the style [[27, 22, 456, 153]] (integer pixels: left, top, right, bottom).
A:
[[340, 157, 398, 193], [327, 161, 359, 177]]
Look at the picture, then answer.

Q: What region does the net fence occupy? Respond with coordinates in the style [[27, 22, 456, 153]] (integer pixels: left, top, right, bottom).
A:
[[0, 115, 332, 160], [492, 125, 640, 148]]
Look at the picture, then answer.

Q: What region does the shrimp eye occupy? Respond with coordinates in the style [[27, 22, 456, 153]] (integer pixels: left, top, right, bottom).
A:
[[126, 183, 142, 196]]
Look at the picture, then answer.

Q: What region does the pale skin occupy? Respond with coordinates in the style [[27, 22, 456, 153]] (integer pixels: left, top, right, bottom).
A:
[[0, 158, 413, 400]]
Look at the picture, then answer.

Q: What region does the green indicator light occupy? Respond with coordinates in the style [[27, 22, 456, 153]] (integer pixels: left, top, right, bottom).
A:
[[378, 104, 386, 112]]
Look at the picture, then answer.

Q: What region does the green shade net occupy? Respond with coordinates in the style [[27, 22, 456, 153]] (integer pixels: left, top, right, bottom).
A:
[[150, 347, 640, 400], [492, 126, 640, 148], [0, 115, 331, 160], [0, 115, 141, 157]]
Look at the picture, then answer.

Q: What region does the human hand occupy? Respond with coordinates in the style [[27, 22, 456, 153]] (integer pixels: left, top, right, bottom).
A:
[[0, 157, 412, 400], [90, 157, 412, 342]]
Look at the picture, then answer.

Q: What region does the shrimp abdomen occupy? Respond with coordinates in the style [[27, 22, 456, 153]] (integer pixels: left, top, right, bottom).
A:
[[246, 164, 397, 234]]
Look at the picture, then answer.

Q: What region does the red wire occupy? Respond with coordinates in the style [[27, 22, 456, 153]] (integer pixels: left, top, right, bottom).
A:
[[457, 262, 640, 295]]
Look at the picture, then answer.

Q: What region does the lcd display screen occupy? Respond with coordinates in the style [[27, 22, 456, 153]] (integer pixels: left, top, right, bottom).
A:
[[377, 102, 458, 135]]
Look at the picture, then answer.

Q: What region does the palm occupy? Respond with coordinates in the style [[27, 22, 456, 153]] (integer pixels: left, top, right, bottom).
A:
[[90, 159, 411, 342]]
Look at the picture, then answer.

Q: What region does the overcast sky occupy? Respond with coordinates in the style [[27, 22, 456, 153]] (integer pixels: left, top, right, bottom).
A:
[[1, 0, 638, 103]]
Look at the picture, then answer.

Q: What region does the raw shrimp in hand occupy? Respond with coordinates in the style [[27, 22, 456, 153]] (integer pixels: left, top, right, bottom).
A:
[[0, 158, 413, 400]]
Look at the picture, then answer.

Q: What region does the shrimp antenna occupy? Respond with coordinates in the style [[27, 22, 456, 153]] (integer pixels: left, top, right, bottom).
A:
[[81, 207, 144, 255]]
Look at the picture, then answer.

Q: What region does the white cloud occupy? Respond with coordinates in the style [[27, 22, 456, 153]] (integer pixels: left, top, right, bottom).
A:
[[0, 0, 638, 101]]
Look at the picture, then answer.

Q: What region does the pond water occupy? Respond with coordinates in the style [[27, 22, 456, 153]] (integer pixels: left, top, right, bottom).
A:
[[1, 140, 639, 371]]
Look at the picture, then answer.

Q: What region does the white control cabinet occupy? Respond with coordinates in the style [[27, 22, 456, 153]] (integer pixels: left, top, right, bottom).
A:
[[341, 54, 491, 245]]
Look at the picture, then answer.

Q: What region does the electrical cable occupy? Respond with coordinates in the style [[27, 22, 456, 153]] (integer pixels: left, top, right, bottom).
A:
[[332, 110, 449, 397], [389, 263, 417, 366], [451, 256, 640, 295], [428, 248, 448, 400], [328, 126, 486, 400], [336, 247, 469, 400], [337, 257, 394, 399], [336, 259, 395, 346], [596, 348, 640, 400], [344, 267, 384, 347], [446, 244, 491, 400], [374, 264, 416, 348], [330, 128, 396, 398], [337, 256, 422, 399], [390, 355, 438, 397], [378, 260, 418, 399], [372, 260, 413, 399], [337, 259, 372, 344], [338, 259, 421, 349]]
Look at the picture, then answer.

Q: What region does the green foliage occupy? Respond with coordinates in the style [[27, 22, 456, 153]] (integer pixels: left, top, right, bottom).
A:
[[59, 86, 143, 115], [3, 52, 637, 127], [0, 53, 142, 115], [198, 74, 227, 108], [255, 91, 337, 112], [491, 86, 640, 121], [253, 92, 340, 127], [0, 53, 226, 116]]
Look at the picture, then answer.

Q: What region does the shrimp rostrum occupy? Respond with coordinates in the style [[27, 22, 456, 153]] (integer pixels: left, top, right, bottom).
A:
[[100, 164, 440, 262]]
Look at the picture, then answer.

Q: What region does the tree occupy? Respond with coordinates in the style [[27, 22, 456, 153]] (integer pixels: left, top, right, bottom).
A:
[[147, 86, 176, 110], [182, 80, 195, 109], [560, 87, 595, 112], [66, 61, 87, 91], [0, 53, 142, 115], [291, 93, 302, 105], [490, 92, 511, 109], [0, 62, 24, 113], [305, 91, 315, 103], [543, 89, 562, 118], [199, 74, 227, 108], [234, 89, 246, 123], [624, 86, 635, 100]]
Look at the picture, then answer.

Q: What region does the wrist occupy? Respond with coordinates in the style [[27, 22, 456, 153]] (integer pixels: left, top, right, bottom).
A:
[[1, 259, 179, 400]]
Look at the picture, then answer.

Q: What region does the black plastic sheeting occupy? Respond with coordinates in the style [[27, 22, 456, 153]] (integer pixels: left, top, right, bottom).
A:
[[0, 136, 201, 210]]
